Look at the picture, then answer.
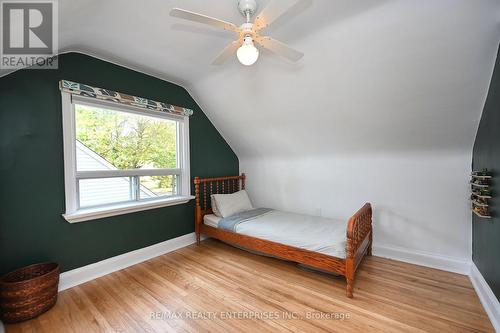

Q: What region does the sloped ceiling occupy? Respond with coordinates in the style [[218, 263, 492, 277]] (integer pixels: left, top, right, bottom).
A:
[[48, 0, 500, 159]]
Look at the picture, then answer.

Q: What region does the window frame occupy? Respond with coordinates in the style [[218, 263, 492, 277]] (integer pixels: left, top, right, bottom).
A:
[[61, 92, 193, 223]]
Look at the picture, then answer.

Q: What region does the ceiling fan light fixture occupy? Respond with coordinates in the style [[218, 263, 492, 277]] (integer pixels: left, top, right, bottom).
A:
[[170, 1, 304, 66], [237, 36, 259, 66]]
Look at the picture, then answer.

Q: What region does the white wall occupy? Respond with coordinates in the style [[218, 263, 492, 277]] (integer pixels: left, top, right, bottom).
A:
[[241, 151, 472, 262]]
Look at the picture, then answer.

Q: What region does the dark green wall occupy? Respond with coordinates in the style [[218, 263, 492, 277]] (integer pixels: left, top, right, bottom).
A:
[[472, 47, 500, 301], [0, 52, 238, 275]]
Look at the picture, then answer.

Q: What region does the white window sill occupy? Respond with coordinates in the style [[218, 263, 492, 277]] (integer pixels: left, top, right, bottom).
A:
[[63, 195, 195, 223]]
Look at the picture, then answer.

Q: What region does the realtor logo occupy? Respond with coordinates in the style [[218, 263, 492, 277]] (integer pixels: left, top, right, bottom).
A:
[[1, 0, 58, 69]]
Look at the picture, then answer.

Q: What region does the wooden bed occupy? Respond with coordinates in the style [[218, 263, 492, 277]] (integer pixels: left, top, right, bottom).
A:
[[193, 173, 373, 298]]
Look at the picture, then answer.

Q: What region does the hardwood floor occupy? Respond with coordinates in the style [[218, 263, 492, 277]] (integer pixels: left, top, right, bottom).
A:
[[5, 239, 493, 332]]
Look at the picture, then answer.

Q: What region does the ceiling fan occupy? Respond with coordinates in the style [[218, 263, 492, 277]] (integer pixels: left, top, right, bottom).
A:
[[170, 0, 305, 66]]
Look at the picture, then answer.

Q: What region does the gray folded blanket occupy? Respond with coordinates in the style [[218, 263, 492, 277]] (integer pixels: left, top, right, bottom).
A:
[[218, 208, 273, 232]]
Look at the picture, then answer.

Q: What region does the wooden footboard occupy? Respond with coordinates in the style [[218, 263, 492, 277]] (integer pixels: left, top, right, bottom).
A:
[[345, 203, 373, 297], [194, 174, 373, 298]]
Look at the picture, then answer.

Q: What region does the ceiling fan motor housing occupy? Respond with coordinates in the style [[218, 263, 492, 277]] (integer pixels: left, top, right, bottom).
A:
[[238, 0, 258, 17], [240, 22, 254, 35]]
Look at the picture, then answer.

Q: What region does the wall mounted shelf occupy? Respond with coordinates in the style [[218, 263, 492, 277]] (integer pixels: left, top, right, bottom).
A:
[[473, 210, 492, 219], [471, 175, 492, 179], [471, 200, 488, 207], [471, 193, 492, 199], [470, 170, 493, 219], [471, 182, 489, 188]]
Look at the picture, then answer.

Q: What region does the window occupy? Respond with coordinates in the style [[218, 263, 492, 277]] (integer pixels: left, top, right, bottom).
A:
[[61, 93, 192, 223]]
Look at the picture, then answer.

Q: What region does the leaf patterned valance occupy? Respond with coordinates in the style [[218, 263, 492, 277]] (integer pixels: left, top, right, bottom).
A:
[[59, 80, 193, 117]]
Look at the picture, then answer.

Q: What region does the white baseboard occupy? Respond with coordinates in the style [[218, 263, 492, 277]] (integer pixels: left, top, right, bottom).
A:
[[373, 244, 471, 275], [470, 263, 500, 332], [59, 232, 198, 291]]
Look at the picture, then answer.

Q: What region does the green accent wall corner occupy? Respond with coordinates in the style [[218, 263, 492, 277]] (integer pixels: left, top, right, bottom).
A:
[[0, 52, 239, 275], [472, 46, 500, 302]]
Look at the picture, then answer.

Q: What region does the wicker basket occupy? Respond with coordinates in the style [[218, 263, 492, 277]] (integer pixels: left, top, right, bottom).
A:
[[0, 263, 59, 323]]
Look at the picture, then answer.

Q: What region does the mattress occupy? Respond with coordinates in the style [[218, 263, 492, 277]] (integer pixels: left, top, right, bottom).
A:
[[203, 210, 348, 258], [203, 214, 221, 228]]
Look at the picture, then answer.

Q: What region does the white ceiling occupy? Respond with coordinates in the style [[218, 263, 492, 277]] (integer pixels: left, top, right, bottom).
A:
[[18, 0, 500, 158]]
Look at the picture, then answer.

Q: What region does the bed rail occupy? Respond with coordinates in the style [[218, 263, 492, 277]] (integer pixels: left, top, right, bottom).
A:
[[193, 173, 245, 244]]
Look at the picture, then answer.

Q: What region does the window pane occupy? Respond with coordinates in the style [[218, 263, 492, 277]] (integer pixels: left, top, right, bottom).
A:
[[140, 175, 177, 199], [75, 104, 177, 171], [79, 177, 134, 208]]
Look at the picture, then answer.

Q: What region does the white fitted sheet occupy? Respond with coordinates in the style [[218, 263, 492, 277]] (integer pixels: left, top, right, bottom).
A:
[[203, 210, 348, 258]]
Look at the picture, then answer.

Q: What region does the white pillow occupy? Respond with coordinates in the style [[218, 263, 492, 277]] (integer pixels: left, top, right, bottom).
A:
[[212, 190, 253, 218], [210, 195, 222, 217]]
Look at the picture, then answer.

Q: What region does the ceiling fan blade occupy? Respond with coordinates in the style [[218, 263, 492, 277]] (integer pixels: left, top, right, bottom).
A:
[[212, 40, 241, 65], [253, 0, 303, 31], [254, 36, 304, 62], [170, 8, 240, 34]]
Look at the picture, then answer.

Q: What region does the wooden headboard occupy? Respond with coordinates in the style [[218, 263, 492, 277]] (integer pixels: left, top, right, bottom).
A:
[[193, 173, 245, 242]]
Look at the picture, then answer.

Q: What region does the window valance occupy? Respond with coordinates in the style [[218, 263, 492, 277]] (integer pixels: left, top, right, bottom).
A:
[[59, 80, 193, 117]]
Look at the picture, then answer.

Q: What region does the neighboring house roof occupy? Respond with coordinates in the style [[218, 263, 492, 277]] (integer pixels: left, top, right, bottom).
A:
[[76, 140, 156, 207]]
